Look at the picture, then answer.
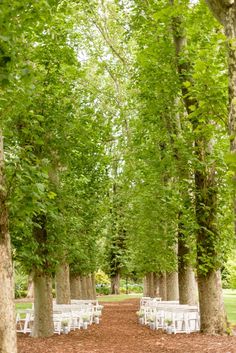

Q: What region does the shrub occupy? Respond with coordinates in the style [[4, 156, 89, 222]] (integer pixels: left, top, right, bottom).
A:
[[96, 285, 110, 295]]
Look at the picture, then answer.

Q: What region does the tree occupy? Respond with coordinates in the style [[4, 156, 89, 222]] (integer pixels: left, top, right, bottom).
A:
[[206, 0, 236, 234], [170, 0, 230, 333]]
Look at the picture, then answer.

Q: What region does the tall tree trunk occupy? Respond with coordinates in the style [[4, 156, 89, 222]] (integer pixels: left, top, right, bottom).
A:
[[32, 271, 54, 337], [166, 271, 179, 301], [159, 272, 167, 300], [145, 272, 156, 297], [198, 270, 226, 334], [225, 4, 236, 234], [111, 271, 120, 294], [26, 273, 34, 299], [0, 132, 17, 353], [91, 273, 97, 299], [86, 274, 94, 299], [55, 262, 71, 304], [81, 275, 89, 299], [178, 264, 196, 305], [195, 157, 227, 333], [143, 276, 148, 296], [178, 232, 197, 304], [153, 272, 160, 297], [32, 214, 54, 337], [70, 273, 83, 299]]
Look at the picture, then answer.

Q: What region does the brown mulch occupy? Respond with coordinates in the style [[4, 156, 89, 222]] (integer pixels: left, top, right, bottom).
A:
[[17, 299, 236, 353]]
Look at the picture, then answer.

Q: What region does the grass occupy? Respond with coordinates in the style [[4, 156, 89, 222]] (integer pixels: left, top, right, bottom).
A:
[[98, 293, 141, 302], [223, 289, 236, 324], [16, 303, 32, 310]]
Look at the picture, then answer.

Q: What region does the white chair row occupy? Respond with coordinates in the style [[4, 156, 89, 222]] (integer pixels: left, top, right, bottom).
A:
[[16, 302, 103, 335], [138, 299, 199, 333]]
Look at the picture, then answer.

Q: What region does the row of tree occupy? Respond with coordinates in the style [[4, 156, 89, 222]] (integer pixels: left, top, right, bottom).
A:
[[1, 1, 236, 352]]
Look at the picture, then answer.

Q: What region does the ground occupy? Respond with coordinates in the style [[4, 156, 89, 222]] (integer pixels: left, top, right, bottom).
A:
[[17, 299, 236, 353]]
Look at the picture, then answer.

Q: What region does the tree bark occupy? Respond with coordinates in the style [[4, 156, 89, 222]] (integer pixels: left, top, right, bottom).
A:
[[0, 131, 17, 353], [70, 273, 83, 299], [32, 271, 54, 337], [55, 262, 71, 304], [111, 271, 120, 294], [153, 272, 160, 297], [166, 271, 179, 301], [159, 272, 167, 300], [178, 232, 197, 304], [143, 276, 148, 296], [32, 214, 54, 337], [86, 274, 94, 299], [26, 273, 34, 299], [195, 152, 227, 333], [91, 273, 97, 299], [146, 272, 156, 297], [178, 265, 196, 305], [81, 275, 89, 299], [198, 270, 226, 334]]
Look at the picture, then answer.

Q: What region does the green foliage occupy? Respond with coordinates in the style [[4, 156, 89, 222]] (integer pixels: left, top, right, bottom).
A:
[[95, 270, 110, 285], [222, 252, 236, 289], [1, 0, 235, 293], [14, 264, 28, 298]]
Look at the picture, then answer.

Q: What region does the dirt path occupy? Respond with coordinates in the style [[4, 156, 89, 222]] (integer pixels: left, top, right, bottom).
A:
[[18, 299, 236, 353]]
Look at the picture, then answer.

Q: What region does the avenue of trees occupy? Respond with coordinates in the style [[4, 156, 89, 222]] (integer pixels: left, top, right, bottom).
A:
[[0, 0, 236, 352]]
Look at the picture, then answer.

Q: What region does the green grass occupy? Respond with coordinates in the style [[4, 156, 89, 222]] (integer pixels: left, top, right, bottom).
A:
[[16, 303, 32, 310], [223, 289, 236, 324], [98, 293, 142, 302]]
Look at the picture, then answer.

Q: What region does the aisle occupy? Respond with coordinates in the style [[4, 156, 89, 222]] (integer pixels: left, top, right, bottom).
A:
[[17, 299, 236, 353]]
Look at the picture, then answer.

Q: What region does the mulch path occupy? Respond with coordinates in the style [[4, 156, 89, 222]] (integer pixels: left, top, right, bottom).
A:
[[17, 299, 236, 353]]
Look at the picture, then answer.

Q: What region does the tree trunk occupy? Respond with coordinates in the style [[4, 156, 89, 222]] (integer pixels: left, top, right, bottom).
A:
[[26, 273, 34, 299], [159, 272, 167, 300], [153, 272, 160, 297], [0, 131, 17, 353], [166, 271, 179, 301], [145, 272, 156, 297], [195, 156, 227, 333], [70, 273, 83, 299], [86, 274, 94, 299], [145, 273, 151, 297], [91, 273, 97, 299], [178, 265, 196, 305], [111, 272, 120, 294], [198, 270, 226, 334], [32, 271, 54, 337], [143, 276, 148, 296], [225, 5, 236, 234], [178, 232, 197, 304], [81, 275, 89, 299], [55, 262, 71, 304]]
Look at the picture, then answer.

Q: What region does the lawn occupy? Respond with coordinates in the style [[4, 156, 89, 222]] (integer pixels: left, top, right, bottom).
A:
[[98, 293, 141, 302], [223, 289, 236, 324]]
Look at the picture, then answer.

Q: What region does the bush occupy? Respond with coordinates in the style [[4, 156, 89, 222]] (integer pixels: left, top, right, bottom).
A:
[[120, 283, 143, 294], [96, 285, 110, 295], [95, 270, 110, 285], [15, 289, 27, 299], [14, 268, 28, 298], [222, 253, 236, 289]]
